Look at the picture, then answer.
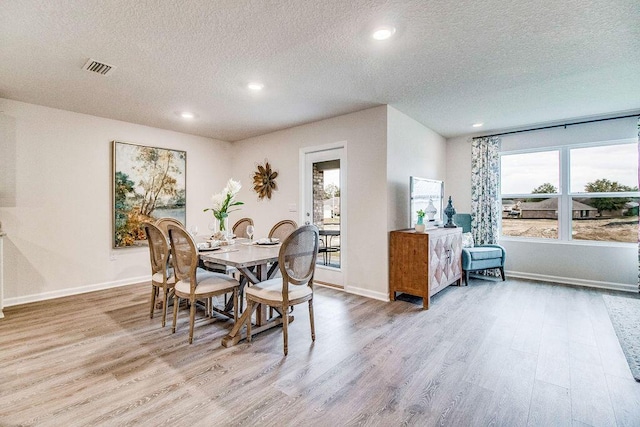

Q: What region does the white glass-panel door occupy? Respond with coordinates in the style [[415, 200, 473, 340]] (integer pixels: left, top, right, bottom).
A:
[[301, 145, 346, 287]]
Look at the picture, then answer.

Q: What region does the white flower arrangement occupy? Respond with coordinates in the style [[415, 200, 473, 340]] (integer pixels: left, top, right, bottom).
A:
[[204, 179, 243, 232]]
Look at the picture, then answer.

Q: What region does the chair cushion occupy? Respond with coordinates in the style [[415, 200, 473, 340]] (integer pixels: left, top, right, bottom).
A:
[[462, 232, 474, 248], [175, 269, 237, 295], [152, 271, 175, 285], [245, 278, 312, 303], [468, 247, 503, 260]]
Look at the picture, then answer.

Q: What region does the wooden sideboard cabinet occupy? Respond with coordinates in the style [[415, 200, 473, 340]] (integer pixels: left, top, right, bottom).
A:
[[389, 227, 462, 309]]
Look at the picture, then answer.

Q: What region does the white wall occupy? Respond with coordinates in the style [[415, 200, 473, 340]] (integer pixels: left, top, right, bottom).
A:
[[231, 106, 389, 300], [445, 135, 473, 213], [446, 116, 638, 291], [387, 106, 448, 231], [0, 98, 231, 305]]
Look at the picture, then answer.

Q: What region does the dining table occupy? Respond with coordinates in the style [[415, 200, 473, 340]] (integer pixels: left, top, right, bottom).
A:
[[199, 239, 292, 347]]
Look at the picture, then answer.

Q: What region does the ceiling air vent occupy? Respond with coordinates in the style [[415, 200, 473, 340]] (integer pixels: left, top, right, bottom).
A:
[[82, 58, 116, 76]]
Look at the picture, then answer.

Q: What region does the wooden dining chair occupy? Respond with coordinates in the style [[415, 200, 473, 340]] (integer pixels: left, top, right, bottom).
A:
[[245, 224, 319, 355], [155, 217, 184, 237], [167, 224, 240, 344], [232, 217, 254, 239], [268, 220, 297, 241], [143, 222, 176, 327]]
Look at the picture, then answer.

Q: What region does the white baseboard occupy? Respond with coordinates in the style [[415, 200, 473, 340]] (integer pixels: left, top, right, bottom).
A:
[[506, 270, 637, 293], [4, 276, 150, 307], [343, 285, 389, 302], [315, 282, 390, 302]]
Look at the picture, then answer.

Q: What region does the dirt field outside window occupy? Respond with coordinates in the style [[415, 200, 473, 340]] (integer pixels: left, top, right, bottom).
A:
[[501, 217, 637, 243]]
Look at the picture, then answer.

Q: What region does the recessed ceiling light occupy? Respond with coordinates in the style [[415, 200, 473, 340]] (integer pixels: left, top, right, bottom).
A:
[[181, 112, 194, 119], [372, 26, 396, 40], [472, 122, 484, 128], [247, 82, 264, 91]]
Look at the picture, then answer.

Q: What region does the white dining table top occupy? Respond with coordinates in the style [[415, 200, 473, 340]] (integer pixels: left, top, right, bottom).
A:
[[199, 239, 280, 268]]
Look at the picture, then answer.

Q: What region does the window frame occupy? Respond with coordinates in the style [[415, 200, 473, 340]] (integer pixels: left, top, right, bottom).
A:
[[499, 138, 638, 246]]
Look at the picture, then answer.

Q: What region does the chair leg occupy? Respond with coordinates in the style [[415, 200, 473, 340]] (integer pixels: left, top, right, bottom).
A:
[[172, 295, 179, 333], [150, 285, 157, 319], [188, 299, 196, 344], [233, 288, 238, 322], [282, 304, 289, 356], [464, 271, 469, 286], [308, 299, 315, 342], [499, 267, 506, 281], [246, 300, 254, 342], [161, 287, 169, 327]]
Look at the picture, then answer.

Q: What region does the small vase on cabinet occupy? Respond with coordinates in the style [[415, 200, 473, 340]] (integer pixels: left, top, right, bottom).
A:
[[415, 209, 426, 233]]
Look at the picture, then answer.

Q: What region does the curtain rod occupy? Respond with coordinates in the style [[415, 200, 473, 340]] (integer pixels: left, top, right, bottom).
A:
[[471, 113, 639, 140]]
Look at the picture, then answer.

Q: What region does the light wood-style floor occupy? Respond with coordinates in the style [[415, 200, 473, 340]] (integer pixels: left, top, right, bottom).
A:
[[1, 278, 639, 426]]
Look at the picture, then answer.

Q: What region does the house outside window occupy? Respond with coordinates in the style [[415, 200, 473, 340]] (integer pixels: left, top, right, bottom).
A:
[[500, 139, 638, 244]]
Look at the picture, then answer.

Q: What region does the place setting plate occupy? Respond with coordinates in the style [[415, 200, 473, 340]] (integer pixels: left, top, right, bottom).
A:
[[197, 241, 222, 251], [254, 238, 280, 246], [198, 246, 221, 251]]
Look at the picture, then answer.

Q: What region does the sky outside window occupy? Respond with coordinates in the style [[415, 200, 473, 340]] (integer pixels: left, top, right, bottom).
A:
[[570, 143, 637, 193], [501, 150, 559, 194]]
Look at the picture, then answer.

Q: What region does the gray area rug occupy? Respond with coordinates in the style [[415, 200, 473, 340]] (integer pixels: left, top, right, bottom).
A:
[[603, 294, 640, 382]]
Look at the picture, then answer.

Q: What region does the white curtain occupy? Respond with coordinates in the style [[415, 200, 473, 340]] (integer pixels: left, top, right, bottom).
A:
[[637, 117, 639, 292], [471, 136, 502, 246]]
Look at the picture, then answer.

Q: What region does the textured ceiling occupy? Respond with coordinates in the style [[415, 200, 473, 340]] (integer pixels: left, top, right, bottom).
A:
[[1, 0, 639, 141]]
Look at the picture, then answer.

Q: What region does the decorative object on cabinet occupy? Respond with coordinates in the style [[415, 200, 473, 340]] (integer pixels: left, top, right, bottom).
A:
[[454, 213, 506, 286], [389, 228, 462, 309], [415, 209, 426, 232], [425, 197, 438, 222], [112, 141, 186, 248], [253, 160, 278, 200], [443, 196, 457, 228]]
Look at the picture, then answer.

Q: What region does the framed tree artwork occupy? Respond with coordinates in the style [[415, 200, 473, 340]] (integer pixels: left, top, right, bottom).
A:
[[112, 141, 186, 248]]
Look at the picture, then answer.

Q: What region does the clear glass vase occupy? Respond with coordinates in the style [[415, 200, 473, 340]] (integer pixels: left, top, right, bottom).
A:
[[216, 217, 231, 239]]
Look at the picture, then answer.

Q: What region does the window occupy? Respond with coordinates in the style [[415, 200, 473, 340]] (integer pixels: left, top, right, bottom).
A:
[[500, 140, 638, 243], [501, 150, 560, 239]]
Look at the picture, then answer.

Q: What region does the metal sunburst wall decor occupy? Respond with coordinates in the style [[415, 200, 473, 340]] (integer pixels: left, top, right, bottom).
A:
[[252, 160, 278, 200]]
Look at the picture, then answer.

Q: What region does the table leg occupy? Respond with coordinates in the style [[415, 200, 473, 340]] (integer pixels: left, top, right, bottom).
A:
[[222, 313, 295, 348], [221, 261, 286, 347], [224, 269, 250, 313]]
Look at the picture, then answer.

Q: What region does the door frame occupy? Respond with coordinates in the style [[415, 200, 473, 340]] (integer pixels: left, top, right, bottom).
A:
[[299, 141, 347, 287]]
